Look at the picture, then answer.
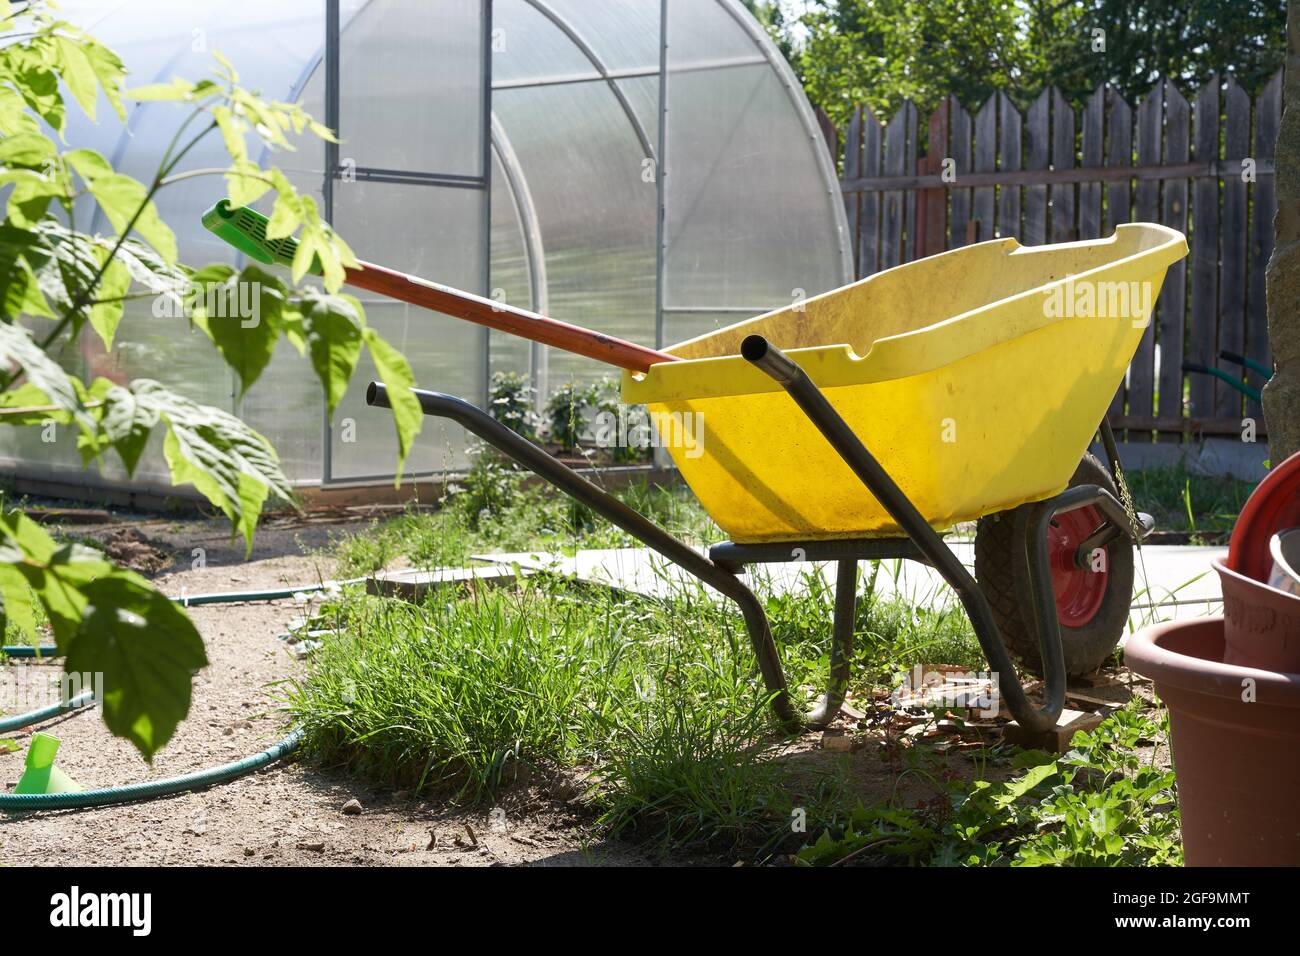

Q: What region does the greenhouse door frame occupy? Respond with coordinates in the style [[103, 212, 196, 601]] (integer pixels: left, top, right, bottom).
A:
[[320, 0, 493, 486]]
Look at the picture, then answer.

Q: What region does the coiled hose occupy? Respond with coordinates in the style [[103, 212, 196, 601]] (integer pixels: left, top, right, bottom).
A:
[[0, 574, 354, 811]]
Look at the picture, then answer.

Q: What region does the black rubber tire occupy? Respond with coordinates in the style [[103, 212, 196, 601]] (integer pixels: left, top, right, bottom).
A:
[[973, 453, 1134, 678]]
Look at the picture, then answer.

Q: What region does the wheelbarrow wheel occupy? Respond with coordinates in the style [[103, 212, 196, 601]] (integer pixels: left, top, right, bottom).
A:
[[974, 453, 1134, 678]]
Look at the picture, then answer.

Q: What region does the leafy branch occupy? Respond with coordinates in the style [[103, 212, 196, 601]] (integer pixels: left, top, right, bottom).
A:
[[0, 1, 421, 759]]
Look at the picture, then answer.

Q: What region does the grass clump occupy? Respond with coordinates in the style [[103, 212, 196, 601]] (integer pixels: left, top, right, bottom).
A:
[[1123, 462, 1256, 536], [287, 561, 993, 854]]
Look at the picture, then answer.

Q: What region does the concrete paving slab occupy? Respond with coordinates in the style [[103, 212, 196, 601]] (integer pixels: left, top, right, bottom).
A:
[[473, 542, 1227, 627]]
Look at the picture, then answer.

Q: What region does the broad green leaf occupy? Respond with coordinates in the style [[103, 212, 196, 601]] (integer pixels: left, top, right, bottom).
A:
[[0, 381, 73, 429], [0, 562, 38, 637], [224, 158, 270, 207], [81, 37, 126, 120], [2, 168, 64, 226], [0, 130, 56, 165], [0, 231, 55, 318], [8, 46, 65, 132], [0, 512, 110, 648], [87, 252, 129, 349], [124, 78, 195, 101], [134, 380, 294, 552], [212, 103, 247, 165], [0, 320, 94, 431], [191, 265, 286, 395], [96, 383, 159, 475], [0, 86, 40, 135], [65, 572, 208, 760], [53, 35, 98, 120], [63, 146, 113, 182], [85, 172, 178, 264], [363, 326, 423, 481], [300, 289, 363, 415]]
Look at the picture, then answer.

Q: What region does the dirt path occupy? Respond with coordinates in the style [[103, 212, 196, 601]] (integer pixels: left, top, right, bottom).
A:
[[0, 520, 657, 867]]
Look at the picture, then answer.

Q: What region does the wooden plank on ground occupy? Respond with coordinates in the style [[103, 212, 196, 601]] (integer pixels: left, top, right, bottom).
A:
[[367, 565, 523, 602], [1003, 708, 1104, 753]]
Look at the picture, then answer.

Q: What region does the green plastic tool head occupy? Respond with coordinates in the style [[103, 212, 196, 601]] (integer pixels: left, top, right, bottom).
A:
[[201, 200, 308, 271], [14, 732, 83, 795]]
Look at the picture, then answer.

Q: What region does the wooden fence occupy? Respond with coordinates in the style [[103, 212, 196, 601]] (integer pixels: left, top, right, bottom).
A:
[[829, 72, 1282, 441]]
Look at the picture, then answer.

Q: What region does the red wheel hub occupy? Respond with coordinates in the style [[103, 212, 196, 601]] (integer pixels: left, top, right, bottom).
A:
[[1048, 505, 1109, 628]]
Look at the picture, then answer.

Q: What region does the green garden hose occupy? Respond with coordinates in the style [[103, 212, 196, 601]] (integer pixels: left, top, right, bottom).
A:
[[0, 691, 96, 733], [0, 727, 303, 812], [0, 574, 349, 811]]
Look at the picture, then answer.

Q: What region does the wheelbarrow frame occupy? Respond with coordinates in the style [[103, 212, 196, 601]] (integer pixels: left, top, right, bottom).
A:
[[366, 336, 1144, 734]]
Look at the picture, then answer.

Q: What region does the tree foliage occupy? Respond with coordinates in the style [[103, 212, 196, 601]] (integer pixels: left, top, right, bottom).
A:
[[769, 0, 1287, 126], [0, 1, 420, 758]]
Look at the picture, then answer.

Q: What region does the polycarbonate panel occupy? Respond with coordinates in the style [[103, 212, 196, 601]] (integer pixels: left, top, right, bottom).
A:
[[616, 76, 660, 153], [494, 80, 657, 390], [492, 0, 594, 88], [339, 0, 484, 175], [329, 181, 486, 479], [668, 0, 762, 66], [661, 310, 759, 350], [663, 59, 845, 312], [489, 150, 534, 378], [542, 0, 660, 72]]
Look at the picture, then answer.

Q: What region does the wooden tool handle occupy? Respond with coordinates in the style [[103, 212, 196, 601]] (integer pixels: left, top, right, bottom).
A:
[[346, 261, 678, 374]]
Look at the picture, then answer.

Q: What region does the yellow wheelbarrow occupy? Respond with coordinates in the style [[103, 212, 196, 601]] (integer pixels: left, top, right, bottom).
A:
[[210, 202, 1186, 730], [364, 223, 1186, 733]]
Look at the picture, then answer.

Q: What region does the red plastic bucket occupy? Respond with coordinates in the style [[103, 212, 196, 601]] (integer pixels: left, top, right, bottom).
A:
[[1227, 451, 1300, 581]]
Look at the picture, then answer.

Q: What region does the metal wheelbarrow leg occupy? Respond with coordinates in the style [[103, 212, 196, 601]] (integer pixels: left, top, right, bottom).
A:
[[740, 335, 1078, 732], [365, 381, 811, 730]]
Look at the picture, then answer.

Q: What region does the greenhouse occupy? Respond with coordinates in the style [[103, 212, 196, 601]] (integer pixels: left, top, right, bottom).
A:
[[6, 0, 850, 496]]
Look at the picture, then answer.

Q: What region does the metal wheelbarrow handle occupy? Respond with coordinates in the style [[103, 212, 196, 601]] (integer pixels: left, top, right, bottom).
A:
[[741, 335, 1071, 732]]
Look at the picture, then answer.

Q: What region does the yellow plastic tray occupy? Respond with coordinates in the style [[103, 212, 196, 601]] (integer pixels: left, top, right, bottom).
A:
[[623, 224, 1188, 543]]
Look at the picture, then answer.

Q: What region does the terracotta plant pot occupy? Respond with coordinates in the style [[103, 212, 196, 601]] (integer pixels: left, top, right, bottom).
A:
[[1124, 617, 1300, 866], [1214, 558, 1300, 673]]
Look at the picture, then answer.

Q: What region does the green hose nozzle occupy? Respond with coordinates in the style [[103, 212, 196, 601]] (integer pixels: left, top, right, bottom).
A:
[[14, 733, 83, 796], [202, 200, 313, 272]]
